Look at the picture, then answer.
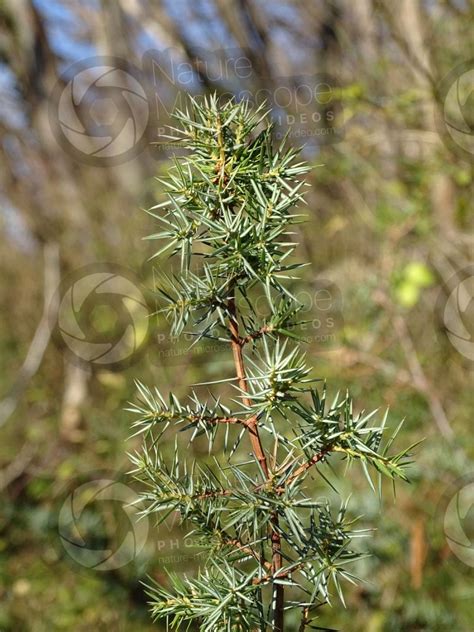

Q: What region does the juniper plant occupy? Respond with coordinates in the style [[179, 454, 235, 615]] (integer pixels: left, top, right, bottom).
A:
[[128, 95, 414, 631]]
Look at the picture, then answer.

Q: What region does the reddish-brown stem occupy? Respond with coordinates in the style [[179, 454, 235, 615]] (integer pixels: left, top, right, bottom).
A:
[[239, 324, 273, 346], [270, 511, 284, 631], [227, 294, 284, 632], [224, 536, 272, 571], [228, 297, 269, 478], [197, 445, 331, 500], [284, 446, 332, 487], [299, 606, 310, 631], [252, 446, 331, 496], [193, 415, 243, 426], [252, 561, 304, 586]]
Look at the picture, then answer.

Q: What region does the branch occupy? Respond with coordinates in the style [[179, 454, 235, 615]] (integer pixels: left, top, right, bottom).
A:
[[252, 446, 333, 495], [0, 443, 34, 490], [194, 414, 243, 426], [252, 561, 305, 586], [227, 296, 269, 477], [221, 535, 272, 571], [375, 291, 454, 441], [227, 293, 285, 632], [0, 242, 60, 428], [195, 488, 232, 501], [299, 607, 310, 632], [393, 312, 454, 440], [239, 324, 273, 346], [282, 446, 333, 489]]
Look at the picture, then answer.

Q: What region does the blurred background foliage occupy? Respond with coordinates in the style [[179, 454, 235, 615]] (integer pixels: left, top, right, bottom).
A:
[[0, 0, 472, 630]]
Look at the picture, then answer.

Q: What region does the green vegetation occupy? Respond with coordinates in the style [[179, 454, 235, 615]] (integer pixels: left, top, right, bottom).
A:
[[129, 96, 414, 630], [0, 1, 472, 630]]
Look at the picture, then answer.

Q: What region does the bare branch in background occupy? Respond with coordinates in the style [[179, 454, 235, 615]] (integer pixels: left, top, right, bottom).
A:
[[375, 291, 455, 441], [0, 443, 34, 490], [0, 242, 60, 428], [60, 358, 91, 443]]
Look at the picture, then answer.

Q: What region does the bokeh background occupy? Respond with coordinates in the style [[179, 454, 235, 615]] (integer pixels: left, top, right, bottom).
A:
[[0, 1, 473, 630]]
